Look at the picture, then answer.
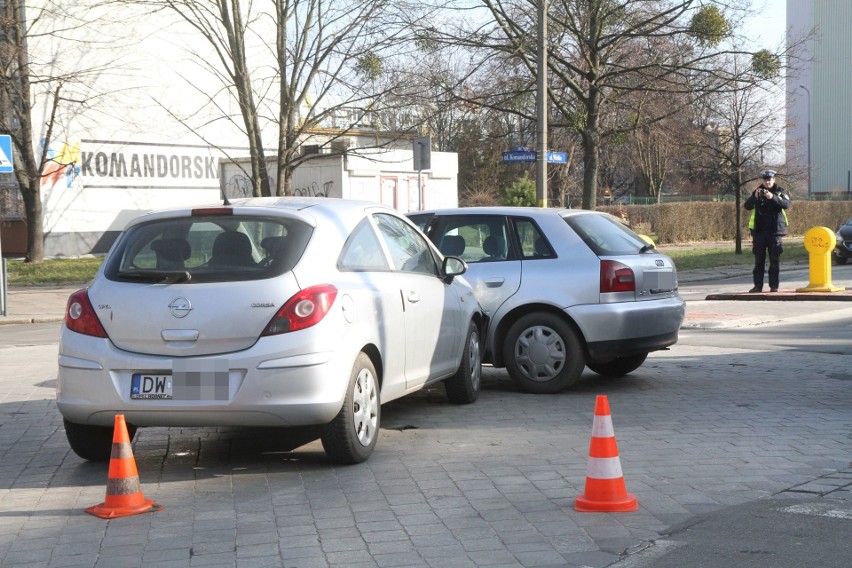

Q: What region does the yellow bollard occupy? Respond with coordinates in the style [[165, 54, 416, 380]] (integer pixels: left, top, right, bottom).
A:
[[796, 226, 845, 292]]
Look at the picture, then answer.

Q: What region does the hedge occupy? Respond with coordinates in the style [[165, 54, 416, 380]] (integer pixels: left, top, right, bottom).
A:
[[598, 201, 852, 244]]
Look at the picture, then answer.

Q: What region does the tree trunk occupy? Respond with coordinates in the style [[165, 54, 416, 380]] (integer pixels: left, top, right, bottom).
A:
[[580, 87, 601, 210], [21, 181, 43, 262], [279, 165, 293, 197], [581, 136, 598, 210]]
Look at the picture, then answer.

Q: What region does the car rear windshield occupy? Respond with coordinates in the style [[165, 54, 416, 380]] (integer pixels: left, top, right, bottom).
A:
[[564, 214, 648, 256], [103, 215, 313, 284]]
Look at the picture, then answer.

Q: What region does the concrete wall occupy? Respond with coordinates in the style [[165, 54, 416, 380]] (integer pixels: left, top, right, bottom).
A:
[[787, 0, 852, 196]]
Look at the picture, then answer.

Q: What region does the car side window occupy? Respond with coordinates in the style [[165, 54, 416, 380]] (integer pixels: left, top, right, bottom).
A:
[[565, 213, 646, 255], [513, 218, 554, 259], [374, 213, 438, 275], [406, 213, 434, 234], [433, 215, 512, 263], [339, 218, 390, 271]]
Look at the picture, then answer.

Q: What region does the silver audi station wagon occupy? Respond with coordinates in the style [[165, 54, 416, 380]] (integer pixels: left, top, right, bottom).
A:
[[408, 207, 685, 394], [58, 197, 483, 464]]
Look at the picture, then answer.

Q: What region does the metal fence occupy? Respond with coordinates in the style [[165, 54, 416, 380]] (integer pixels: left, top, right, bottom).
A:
[[0, 182, 24, 221]]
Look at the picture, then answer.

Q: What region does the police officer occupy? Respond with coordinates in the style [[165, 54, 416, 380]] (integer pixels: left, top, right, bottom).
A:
[[744, 170, 791, 292]]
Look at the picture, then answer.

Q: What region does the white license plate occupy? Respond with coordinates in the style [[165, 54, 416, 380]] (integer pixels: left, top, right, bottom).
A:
[[645, 271, 674, 293], [131, 374, 173, 399]]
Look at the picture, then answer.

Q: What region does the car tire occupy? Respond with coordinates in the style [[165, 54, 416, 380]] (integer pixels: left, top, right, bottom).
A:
[[321, 352, 380, 464], [834, 255, 847, 265], [503, 313, 585, 394], [587, 352, 649, 377], [64, 418, 138, 462], [445, 320, 482, 404]]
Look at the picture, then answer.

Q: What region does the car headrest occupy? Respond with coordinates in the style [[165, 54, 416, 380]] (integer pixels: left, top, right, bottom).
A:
[[439, 235, 465, 256]]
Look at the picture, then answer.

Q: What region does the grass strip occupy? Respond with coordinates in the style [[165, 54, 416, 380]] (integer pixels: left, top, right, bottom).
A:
[[3, 242, 813, 285]]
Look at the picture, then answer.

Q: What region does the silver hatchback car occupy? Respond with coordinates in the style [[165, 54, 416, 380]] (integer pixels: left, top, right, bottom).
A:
[[408, 207, 685, 394], [58, 197, 483, 464]]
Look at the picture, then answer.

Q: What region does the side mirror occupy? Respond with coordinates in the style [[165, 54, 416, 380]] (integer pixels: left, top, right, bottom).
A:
[[442, 256, 467, 282]]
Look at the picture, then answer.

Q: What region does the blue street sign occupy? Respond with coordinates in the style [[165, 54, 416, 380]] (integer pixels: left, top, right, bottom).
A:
[[502, 151, 536, 163], [0, 135, 12, 173], [503, 150, 567, 164]]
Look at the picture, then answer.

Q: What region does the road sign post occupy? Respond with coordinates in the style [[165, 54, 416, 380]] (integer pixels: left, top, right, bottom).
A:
[[0, 258, 6, 317], [0, 135, 13, 316], [412, 136, 431, 210]]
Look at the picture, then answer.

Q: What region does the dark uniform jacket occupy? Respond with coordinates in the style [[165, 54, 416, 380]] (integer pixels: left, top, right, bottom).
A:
[[744, 184, 791, 235]]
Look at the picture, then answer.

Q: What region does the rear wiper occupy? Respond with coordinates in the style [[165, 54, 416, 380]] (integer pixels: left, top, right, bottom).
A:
[[117, 270, 192, 283]]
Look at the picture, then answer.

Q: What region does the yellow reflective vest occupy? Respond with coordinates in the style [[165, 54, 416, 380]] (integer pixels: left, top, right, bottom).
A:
[[748, 208, 789, 230]]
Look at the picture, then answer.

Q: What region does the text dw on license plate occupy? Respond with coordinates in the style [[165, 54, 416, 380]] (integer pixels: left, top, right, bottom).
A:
[[131, 374, 173, 399]]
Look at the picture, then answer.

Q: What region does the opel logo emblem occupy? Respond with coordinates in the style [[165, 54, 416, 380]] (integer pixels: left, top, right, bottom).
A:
[[169, 297, 192, 318]]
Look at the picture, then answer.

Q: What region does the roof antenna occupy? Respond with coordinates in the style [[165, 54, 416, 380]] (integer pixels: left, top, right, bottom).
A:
[[222, 191, 232, 206]]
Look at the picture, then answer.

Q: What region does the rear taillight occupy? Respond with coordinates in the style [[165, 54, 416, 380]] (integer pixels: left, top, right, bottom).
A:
[[65, 289, 108, 338], [600, 260, 635, 293], [261, 284, 338, 336]]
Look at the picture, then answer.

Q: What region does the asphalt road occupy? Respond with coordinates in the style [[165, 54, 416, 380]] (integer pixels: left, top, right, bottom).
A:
[[0, 271, 850, 568]]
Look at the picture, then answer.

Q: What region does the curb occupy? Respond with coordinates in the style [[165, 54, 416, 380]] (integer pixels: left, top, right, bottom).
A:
[[705, 291, 852, 301], [0, 316, 64, 326]]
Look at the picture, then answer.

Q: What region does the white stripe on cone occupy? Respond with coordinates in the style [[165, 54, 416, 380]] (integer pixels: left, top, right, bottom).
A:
[[591, 415, 615, 438], [586, 456, 624, 480]]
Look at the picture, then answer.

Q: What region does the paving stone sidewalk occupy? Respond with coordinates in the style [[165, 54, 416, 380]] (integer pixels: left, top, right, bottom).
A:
[[0, 339, 849, 567]]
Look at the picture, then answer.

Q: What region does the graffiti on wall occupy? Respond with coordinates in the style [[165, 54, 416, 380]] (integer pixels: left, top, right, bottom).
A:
[[224, 174, 254, 199], [223, 177, 333, 199], [293, 180, 333, 198]]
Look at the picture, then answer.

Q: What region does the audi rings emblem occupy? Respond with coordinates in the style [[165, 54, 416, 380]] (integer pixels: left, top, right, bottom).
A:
[[655, 260, 664, 267], [168, 297, 193, 318]]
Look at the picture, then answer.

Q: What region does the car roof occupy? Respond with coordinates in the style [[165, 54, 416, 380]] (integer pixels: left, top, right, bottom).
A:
[[123, 197, 395, 229], [413, 206, 604, 219]]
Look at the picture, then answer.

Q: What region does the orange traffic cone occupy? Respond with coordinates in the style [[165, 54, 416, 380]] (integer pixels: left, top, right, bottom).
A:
[[575, 395, 638, 512], [86, 414, 162, 519]]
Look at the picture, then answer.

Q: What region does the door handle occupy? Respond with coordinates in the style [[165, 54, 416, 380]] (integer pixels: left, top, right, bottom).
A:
[[485, 278, 505, 288], [407, 291, 420, 303]]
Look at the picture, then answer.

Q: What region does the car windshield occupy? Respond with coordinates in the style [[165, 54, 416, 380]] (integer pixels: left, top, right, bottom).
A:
[[103, 215, 313, 283], [564, 214, 648, 256]]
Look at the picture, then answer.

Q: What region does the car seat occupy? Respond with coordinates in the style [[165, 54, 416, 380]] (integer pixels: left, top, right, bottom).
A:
[[260, 235, 289, 268], [209, 232, 256, 267], [482, 235, 506, 261], [150, 238, 191, 270], [439, 235, 466, 257], [533, 237, 551, 257]]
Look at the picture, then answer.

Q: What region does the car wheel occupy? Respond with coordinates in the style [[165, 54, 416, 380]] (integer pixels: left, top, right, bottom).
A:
[[587, 352, 649, 377], [63, 418, 138, 462], [834, 255, 848, 265], [321, 352, 380, 464], [503, 313, 585, 394], [445, 321, 482, 404]]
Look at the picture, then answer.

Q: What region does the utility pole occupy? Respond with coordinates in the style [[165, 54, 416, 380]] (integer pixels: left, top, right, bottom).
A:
[[535, 0, 547, 207], [799, 85, 811, 199]]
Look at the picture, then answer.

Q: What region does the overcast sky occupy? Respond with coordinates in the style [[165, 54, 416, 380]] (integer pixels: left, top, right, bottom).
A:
[[746, 0, 787, 49]]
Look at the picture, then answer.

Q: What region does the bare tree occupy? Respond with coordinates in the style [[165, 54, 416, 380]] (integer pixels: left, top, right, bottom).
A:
[[419, 1, 788, 210], [127, 0, 430, 197], [0, 0, 130, 261], [688, 52, 787, 253]]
